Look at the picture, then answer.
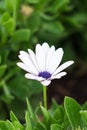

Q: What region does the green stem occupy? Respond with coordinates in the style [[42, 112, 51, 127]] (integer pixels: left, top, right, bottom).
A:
[[43, 86, 47, 109]]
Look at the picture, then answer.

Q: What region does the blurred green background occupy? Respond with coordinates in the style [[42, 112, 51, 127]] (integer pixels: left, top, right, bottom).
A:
[[0, 0, 87, 121]]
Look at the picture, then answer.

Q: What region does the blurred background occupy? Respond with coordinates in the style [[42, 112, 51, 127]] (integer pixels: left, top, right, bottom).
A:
[[0, 0, 87, 121]]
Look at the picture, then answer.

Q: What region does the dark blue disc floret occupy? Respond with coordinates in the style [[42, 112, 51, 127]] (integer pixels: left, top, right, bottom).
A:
[[38, 71, 51, 79]]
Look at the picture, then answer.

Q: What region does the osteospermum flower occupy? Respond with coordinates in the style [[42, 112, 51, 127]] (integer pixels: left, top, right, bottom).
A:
[[17, 42, 74, 86]]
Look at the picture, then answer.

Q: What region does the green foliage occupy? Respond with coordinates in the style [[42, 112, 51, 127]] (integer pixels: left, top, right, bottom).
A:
[[0, 0, 87, 121], [11, 29, 31, 42], [0, 97, 86, 130], [64, 96, 82, 129], [1, 12, 15, 35], [80, 111, 87, 128]]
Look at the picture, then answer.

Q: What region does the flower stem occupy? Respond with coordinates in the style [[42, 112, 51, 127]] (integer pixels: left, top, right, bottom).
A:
[[43, 86, 47, 109]]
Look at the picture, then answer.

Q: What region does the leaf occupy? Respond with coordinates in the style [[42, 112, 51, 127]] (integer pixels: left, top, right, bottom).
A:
[[64, 96, 82, 129], [3, 83, 13, 102], [13, 121, 24, 130], [1, 12, 15, 35], [6, 120, 15, 130], [11, 29, 31, 42], [26, 99, 37, 130], [5, 0, 18, 12], [10, 111, 19, 123], [26, 0, 39, 4], [8, 99, 26, 121], [9, 74, 42, 100], [0, 65, 7, 78], [80, 110, 87, 127], [0, 121, 8, 130], [1, 12, 10, 23], [26, 98, 35, 121], [66, 13, 87, 28], [0, 50, 9, 64], [25, 111, 32, 130], [47, 0, 69, 13], [28, 12, 41, 34], [43, 21, 64, 34], [49, 99, 58, 116], [53, 106, 64, 124], [51, 99, 59, 110], [40, 105, 50, 121], [50, 124, 63, 130], [82, 102, 87, 110], [2, 18, 15, 35], [35, 121, 47, 130]]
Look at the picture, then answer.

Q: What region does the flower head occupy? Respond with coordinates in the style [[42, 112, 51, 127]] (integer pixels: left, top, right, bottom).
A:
[[17, 42, 74, 86]]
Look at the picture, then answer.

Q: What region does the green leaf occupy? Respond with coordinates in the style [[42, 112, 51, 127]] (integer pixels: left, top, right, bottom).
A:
[[3, 83, 13, 103], [0, 50, 9, 64], [6, 120, 15, 130], [51, 99, 59, 109], [64, 96, 82, 129], [12, 29, 31, 42], [28, 12, 41, 34], [0, 121, 8, 130], [26, 0, 39, 4], [66, 13, 87, 28], [5, 0, 18, 12], [8, 99, 26, 121], [2, 18, 15, 35], [47, 0, 69, 13], [0, 65, 7, 78], [1, 12, 15, 35], [26, 98, 35, 122], [25, 111, 32, 130], [1, 12, 10, 23], [53, 106, 64, 123], [35, 121, 47, 130], [82, 102, 87, 110], [40, 105, 50, 121], [13, 121, 24, 130], [43, 21, 64, 34], [80, 110, 87, 127], [10, 111, 19, 123], [9, 74, 42, 101], [50, 124, 63, 130], [49, 99, 58, 116]]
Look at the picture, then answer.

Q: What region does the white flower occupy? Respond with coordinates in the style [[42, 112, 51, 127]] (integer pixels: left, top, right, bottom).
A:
[[17, 42, 74, 86]]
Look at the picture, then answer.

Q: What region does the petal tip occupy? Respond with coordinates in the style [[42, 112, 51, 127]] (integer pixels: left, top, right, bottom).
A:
[[41, 80, 51, 86], [70, 60, 74, 64], [16, 62, 20, 66]]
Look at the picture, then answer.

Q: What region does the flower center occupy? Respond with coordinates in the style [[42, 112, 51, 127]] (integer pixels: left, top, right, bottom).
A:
[[38, 71, 51, 79]]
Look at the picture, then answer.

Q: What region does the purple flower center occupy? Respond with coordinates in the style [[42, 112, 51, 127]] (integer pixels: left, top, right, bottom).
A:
[[38, 71, 51, 79]]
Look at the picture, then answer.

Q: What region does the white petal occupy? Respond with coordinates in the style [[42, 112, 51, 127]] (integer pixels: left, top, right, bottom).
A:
[[28, 49, 40, 71], [17, 62, 31, 72], [46, 45, 55, 72], [54, 48, 63, 69], [19, 51, 31, 65], [41, 80, 51, 86], [18, 51, 38, 74], [42, 42, 49, 56], [25, 73, 44, 81], [51, 72, 67, 79], [46, 48, 63, 73], [53, 61, 74, 75], [36, 44, 46, 71]]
